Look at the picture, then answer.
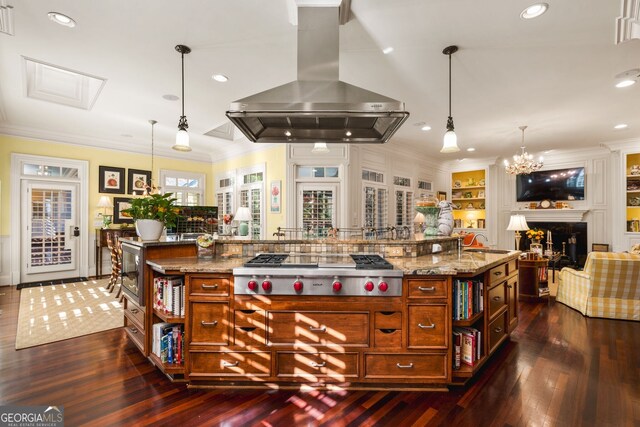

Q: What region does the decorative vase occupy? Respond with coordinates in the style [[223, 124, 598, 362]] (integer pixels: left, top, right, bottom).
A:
[[135, 219, 164, 241], [416, 206, 441, 236], [530, 239, 543, 255]]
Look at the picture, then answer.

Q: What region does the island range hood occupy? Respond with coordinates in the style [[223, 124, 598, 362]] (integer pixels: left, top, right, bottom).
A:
[[226, 6, 409, 144]]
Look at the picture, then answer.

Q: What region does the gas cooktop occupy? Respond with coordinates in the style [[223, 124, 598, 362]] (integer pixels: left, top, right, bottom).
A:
[[242, 253, 395, 270]]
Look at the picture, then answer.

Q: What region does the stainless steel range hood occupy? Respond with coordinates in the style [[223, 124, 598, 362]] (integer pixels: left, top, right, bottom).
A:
[[226, 6, 409, 144]]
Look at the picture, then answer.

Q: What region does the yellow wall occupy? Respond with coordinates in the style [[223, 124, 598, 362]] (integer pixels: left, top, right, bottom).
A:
[[211, 145, 286, 237], [0, 135, 213, 236]]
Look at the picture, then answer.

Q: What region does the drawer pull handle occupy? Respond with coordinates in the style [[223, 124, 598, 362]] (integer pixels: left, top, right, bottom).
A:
[[130, 327, 138, 334], [310, 361, 326, 368], [492, 296, 502, 301], [201, 320, 218, 327], [380, 311, 396, 316], [418, 323, 435, 329], [396, 363, 414, 369], [222, 361, 239, 368], [506, 285, 513, 289], [202, 284, 219, 289], [239, 327, 257, 332], [309, 326, 327, 333], [418, 286, 435, 291], [240, 310, 256, 314], [380, 329, 397, 334], [494, 327, 503, 333], [130, 308, 139, 314], [493, 271, 503, 276]]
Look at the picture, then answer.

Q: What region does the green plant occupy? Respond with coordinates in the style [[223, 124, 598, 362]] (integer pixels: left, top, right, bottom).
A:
[[120, 193, 179, 228]]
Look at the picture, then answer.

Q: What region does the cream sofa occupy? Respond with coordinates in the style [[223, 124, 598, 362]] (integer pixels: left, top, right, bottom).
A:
[[557, 252, 640, 321]]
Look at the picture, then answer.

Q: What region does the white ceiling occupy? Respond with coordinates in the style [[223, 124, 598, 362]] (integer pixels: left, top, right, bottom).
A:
[[0, 0, 638, 163]]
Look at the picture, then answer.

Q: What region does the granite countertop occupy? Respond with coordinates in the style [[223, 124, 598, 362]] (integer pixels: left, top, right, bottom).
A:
[[120, 236, 197, 247], [146, 249, 520, 276]]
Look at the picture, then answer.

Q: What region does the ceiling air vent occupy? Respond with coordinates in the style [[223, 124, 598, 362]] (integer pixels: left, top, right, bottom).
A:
[[23, 57, 107, 110], [204, 121, 235, 141]]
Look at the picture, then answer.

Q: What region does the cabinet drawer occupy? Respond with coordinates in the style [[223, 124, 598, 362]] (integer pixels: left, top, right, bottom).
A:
[[488, 282, 507, 319], [408, 305, 448, 349], [234, 326, 267, 348], [124, 316, 145, 353], [190, 302, 230, 345], [407, 278, 448, 299], [189, 276, 230, 296], [374, 329, 402, 348], [488, 263, 507, 286], [235, 309, 265, 328], [488, 311, 508, 354], [268, 311, 369, 346], [124, 296, 145, 330], [374, 311, 402, 329], [189, 351, 271, 377], [276, 352, 358, 379], [364, 353, 448, 381]]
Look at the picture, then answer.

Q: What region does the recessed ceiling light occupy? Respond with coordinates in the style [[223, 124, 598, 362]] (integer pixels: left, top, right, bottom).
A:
[[47, 12, 76, 27], [466, 148, 475, 152], [382, 47, 394, 55], [421, 125, 432, 131], [163, 94, 179, 101], [284, 130, 292, 137], [212, 74, 228, 82], [520, 3, 548, 19], [345, 131, 352, 136], [614, 69, 639, 88], [616, 80, 636, 88], [614, 124, 628, 129]]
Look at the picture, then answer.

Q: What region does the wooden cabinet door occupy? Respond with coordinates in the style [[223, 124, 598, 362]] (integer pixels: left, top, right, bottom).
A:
[[190, 302, 230, 346], [506, 275, 518, 332], [407, 304, 448, 349]]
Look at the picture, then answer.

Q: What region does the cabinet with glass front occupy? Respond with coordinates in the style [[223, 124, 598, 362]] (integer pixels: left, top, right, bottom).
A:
[[451, 169, 486, 231], [626, 153, 640, 233]]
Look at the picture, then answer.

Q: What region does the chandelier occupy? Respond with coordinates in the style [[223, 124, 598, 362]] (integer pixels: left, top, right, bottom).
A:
[[504, 126, 543, 175]]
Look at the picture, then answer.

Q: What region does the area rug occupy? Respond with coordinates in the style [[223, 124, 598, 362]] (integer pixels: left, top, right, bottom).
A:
[[15, 278, 124, 349]]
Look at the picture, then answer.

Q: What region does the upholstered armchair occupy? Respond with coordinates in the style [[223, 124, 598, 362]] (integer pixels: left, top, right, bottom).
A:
[[557, 252, 640, 321]]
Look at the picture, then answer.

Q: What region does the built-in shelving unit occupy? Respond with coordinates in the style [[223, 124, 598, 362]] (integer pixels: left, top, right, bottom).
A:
[[451, 169, 486, 231], [626, 153, 640, 233]]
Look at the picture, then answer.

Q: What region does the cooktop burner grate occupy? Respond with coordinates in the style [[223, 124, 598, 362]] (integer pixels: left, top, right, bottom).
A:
[[243, 253, 288, 267], [350, 254, 394, 270]]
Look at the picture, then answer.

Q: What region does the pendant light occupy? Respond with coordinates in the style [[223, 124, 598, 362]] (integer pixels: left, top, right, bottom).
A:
[[441, 45, 460, 153], [147, 119, 159, 195], [173, 44, 192, 152]]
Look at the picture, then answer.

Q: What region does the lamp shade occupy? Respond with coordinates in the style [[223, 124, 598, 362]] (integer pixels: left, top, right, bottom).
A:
[[440, 130, 460, 153], [173, 129, 192, 152], [97, 195, 111, 208], [414, 212, 425, 223], [506, 214, 529, 231], [234, 206, 252, 222], [312, 142, 329, 153]]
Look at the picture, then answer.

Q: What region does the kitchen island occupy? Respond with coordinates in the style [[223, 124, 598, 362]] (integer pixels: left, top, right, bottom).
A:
[[121, 237, 519, 390]]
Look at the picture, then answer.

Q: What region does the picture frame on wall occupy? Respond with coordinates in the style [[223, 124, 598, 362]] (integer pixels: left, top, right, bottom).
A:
[[437, 191, 447, 201], [127, 169, 151, 195], [113, 197, 134, 224], [270, 180, 281, 213], [99, 166, 125, 194]]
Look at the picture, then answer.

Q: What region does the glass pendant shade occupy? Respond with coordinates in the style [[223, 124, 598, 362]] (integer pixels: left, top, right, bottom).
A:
[[173, 127, 191, 152], [441, 129, 459, 153]]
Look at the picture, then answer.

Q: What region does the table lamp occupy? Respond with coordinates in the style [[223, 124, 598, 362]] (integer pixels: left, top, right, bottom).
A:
[[234, 206, 252, 237], [97, 195, 112, 228], [506, 214, 529, 250]]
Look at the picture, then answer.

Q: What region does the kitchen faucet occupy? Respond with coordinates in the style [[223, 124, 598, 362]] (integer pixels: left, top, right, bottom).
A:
[[457, 233, 488, 257]]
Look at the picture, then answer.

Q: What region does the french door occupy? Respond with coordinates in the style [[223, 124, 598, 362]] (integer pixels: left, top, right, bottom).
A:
[[297, 184, 338, 238], [20, 181, 80, 283]]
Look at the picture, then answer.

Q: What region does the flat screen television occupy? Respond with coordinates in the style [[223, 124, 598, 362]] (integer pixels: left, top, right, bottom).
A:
[[516, 167, 585, 202]]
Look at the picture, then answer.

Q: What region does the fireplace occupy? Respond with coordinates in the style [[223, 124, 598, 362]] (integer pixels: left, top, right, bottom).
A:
[[517, 221, 588, 268]]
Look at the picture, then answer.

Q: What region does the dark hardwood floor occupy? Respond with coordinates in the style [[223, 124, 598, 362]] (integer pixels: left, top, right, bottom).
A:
[[1, 285, 638, 426]]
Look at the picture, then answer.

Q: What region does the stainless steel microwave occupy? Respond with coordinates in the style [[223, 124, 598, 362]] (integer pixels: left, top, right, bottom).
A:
[[121, 242, 145, 306]]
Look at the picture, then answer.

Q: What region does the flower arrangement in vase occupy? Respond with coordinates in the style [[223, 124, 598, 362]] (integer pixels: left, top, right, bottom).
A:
[[526, 228, 545, 255]]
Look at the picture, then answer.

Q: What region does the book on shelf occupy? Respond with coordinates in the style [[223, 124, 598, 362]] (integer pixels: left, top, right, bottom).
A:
[[154, 323, 184, 364], [453, 279, 484, 321], [538, 286, 550, 296], [453, 330, 462, 370], [454, 326, 481, 367], [153, 276, 185, 317]]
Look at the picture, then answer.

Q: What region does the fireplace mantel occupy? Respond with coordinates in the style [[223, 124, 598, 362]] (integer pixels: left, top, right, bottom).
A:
[[512, 209, 589, 222]]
